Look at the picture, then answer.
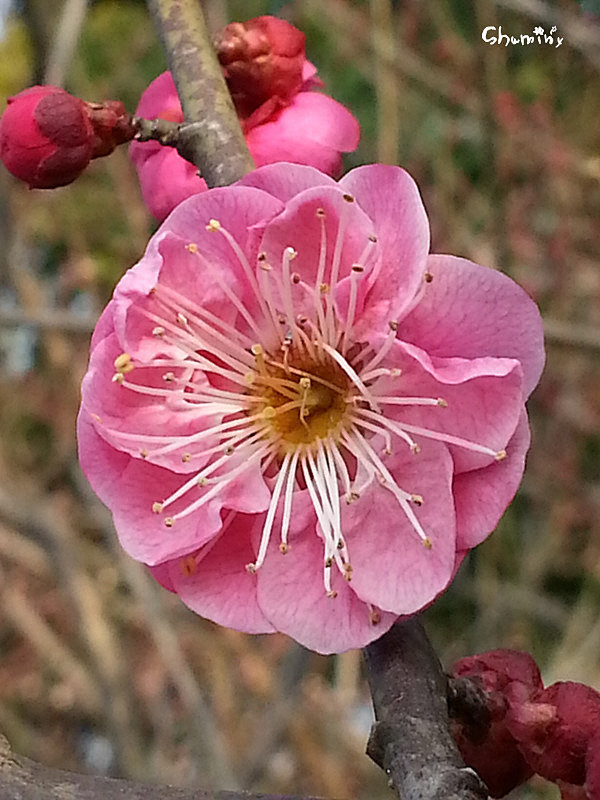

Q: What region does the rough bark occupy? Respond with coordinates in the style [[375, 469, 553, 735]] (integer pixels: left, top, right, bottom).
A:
[[146, 0, 255, 186], [0, 733, 326, 800], [364, 617, 490, 800]]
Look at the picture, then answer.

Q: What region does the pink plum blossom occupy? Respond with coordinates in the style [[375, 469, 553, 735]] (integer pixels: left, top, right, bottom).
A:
[[78, 162, 544, 653], [129, 66, 360, 221]]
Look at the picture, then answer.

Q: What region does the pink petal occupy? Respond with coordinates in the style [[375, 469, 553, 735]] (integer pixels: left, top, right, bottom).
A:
[[77, 412, 270, 565], [257, 184, 379, 327], [245, 92, 360, 175], [255, 525, 397, 653], [167, 514, 276, 634], [237, 161, 336, 202], [132, 71, 180, 122], [399, 254, 545, 397], [77, 412, 221, 563], [81, 329, 225, 472], [453, 410, 531, 549], [382, 340, 524, 473], [340, 165, 430, 323], [342, 439, 456, 613], [132, 147, 206, 222], [112, 186, 285, 347]]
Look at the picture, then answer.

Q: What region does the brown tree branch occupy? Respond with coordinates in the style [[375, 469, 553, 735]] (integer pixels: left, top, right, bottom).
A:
[[0, 733, 327, 800], [146, 0, 255, 186], [364, 617, 490, 800]]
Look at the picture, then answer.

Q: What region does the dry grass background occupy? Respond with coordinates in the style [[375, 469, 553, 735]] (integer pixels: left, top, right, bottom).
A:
[[0, 1, 599, 798]]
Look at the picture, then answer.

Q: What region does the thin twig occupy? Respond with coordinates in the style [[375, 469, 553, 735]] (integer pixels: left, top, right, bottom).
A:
[[146, 0, 254, 186]]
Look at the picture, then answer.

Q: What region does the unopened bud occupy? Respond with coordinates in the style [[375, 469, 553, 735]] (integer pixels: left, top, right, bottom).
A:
[[214, 16, 305, 122], [0, 86, 135, 189]]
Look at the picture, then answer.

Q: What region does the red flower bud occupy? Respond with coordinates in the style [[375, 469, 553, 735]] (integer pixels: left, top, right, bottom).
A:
[[0, 85, 94, 188], [0, 87, 136, 188], [508, 682, 600, 785], [450, 650, 543, 797], [86, 100, 135, 158], [453, 649, 544, 694], [586, 730, 600, 799], [214, 15, 305, 121]]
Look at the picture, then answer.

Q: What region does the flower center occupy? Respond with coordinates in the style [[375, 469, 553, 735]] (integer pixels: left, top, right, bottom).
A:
[[251, 344, 349, 449]]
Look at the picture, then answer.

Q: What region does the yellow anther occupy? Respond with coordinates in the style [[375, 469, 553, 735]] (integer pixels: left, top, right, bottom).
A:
[[181, 453, 191, 463], [411, 494, 424, 506], [244, 372, 256, 385], [206, 219, 221, 232], [152, 326, 165, 336], [246, 562, 257, 574], [140, 449, 148, 459], [410, 443, 421, 454], [370, 608, 381, 625], [495, 449, 507, 461], [320, 282, 329, 294], [262, 406, 276, 419], [197, 476, 207, 486], [279, 543, 290, 554], [437, 398, 448, 407], [390, 368, 402, 377], [346, 490, 360, 503], [422, 537, 433, 550], [186, 242, 199, 253], [164, 517, 175, 528], [177, 312, 188, 326], [112, 373, 124, 384], [152, 502, 163, 514], [180, 556, 197, 577], [114, 352, 134, 373], [285, 247, 298, 260], [299, 377, 311, 389], [91, 413, 102, 424]]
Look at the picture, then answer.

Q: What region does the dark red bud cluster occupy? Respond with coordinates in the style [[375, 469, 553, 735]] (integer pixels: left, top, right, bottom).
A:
[[214, 15, 305, 122], [450, 650, 600, 798], [0, 86, 134, 189], [451, 649, 542, 797]]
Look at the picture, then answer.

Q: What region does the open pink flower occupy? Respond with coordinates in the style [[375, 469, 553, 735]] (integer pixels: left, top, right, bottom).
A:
[[130, 66, 359, 221], [78, 163, 544, 653]]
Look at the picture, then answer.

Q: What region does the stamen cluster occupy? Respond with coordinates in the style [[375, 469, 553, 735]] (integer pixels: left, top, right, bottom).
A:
[[78, 162, 544, 653]]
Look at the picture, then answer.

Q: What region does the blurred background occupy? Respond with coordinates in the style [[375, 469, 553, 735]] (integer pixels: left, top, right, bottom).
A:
[[0, 1, 599, 798]]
